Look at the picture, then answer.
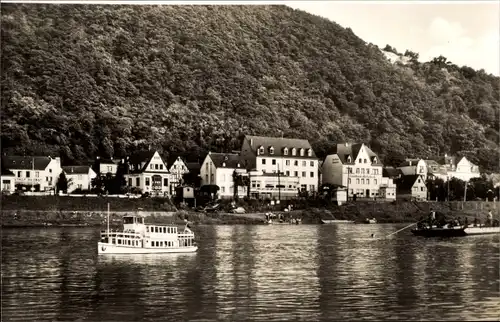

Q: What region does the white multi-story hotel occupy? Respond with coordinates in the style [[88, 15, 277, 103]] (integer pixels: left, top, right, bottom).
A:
[[321, 143, 384, 199], [239, 135, 319, 197], [1, 155, 63, 192]]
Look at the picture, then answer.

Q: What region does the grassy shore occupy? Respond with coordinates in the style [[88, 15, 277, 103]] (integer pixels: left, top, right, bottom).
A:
[[1, 195, 498, 227]]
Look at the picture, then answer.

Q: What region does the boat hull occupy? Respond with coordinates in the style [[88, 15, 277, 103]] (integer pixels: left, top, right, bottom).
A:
[[321, 219, 354, 224], [411, 228, 466, 237], [412, 226, 500, 237], [98, 242, 198, 254], [464, 227, 500, 235]]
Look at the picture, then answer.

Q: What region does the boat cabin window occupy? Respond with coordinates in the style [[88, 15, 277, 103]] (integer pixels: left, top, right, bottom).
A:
[[123, 217, 134, 224]]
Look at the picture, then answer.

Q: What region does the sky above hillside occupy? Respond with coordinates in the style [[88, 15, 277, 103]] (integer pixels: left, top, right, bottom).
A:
[[288, 1, 499, 76]]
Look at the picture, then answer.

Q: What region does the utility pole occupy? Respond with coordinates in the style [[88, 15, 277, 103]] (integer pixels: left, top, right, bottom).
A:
[[278, 164, 281, 202], [346, 166, 350, 201], [447, 175, 450, 201], [464, 180, 468, 202]]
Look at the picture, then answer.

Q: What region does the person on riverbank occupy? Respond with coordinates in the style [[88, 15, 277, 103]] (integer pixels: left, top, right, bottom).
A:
[[486, 211, 493, 226], [428, 209, 436, 227]]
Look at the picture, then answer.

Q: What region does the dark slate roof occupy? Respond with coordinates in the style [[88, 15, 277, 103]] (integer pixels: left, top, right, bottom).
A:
[[167, 156, 188, 169], [244, 135, 317, 159], [383, 167, 402, 178], [331, 143, 382, 165], [2, 156, 53, 170], [209, 153, 244, 169], [186, 162, 201, 172], [1, 167, 15, 176], [128, 150, 156, 165], [62, 166, 91, 175], [396, 175, 423, 193]]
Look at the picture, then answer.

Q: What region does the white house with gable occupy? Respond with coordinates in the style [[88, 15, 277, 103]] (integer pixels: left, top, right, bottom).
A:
[[125, 150, 170, 196], [321, 143, 384, 199], [62, 165, 97, 193], [200, 152, 247, 198]]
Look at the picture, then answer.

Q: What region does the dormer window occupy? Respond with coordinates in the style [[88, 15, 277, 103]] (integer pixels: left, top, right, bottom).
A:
[[347, 156, 352, 163], [364, 159, 367, 163], [222, 162, 226, 167], [292, 148, 296, 156], [307, 149, 312, 157], [373, 157, 377, 163], [269, 146, 274, 155], [284, 147, 289, 155], [237, 163, 240, 167], [258, 146, 264, 155], [300, 148, 305, 156]]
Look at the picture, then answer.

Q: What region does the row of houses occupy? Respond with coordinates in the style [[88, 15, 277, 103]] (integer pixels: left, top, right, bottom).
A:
[[0, 135, 482, 201]]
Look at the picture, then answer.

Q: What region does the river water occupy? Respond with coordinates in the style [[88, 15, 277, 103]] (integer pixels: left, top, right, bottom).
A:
[[2, 224, 499, 321]]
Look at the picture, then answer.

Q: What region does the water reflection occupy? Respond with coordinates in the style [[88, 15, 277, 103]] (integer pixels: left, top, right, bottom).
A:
[[2, 225, 499, 321]]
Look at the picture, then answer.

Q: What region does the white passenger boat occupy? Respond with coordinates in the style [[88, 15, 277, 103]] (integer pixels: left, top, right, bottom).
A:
[[98, 214, 198, 254]]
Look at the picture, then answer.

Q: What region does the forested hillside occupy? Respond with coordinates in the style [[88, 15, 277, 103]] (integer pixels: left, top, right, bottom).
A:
[[1, 5, 499, 171]]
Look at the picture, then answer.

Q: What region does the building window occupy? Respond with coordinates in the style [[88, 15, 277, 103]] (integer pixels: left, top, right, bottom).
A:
[[294, 171, 298, 177], [210, 174, 214, 181], [206, 163, 209, 170], [136, 178, 140, 186], [221, 187, 225, 193], [49, 169, 52, 173], [107, 166, 112, 172], [286, 171, 290, 176], [160, 164, 163, 170], [284, 148, 288, 155], [302, 171, 306, 177], [356, 179, 360, 184], [309, 185, 315, 191], [310, 161, 314, 167], [310, 172, 314, 178], [128, 178, 132, 186], [292, 148, 296, 156], [272, 159, 276, 165], [17, 171, 21, 177], [294, 160, 298, 166], [258, 146, 264, 155], [286, 160, 290, 166], [26, 171, 30, 178], [374, 179, 377, 185], [421, 187, 424, 191], [35, 172, 39, 178], [356, 168, 360, 174], [364, 159, 367, 163], [164, 178, 168, 186], [308, 149, 312, 157], [367, 179, 370, 184], [300, 149, 304, 156], [302, 161, 306, 167], [361, 179, 365, 184], [367, 169, 370, 174], [269, 147, 274, 154], [145, 178, 150, 186], [358, 159, 362, 163], [348, 178, 351, 184], [262, 159, 266, 165], [361, 169, 365, 174]]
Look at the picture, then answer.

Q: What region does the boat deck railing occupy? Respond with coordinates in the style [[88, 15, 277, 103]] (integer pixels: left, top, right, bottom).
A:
[[101, 230, 142, 238]]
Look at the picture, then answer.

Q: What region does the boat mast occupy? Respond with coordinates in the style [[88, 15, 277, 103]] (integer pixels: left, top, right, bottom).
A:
[[107, 202, 110, 234]]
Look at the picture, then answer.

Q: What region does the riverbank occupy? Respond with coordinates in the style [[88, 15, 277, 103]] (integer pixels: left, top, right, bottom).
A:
[[1, 195, 498, 227]]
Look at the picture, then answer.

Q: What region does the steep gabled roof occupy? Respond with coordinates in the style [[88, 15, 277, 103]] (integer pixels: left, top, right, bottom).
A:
[[128, 150, 156, 165], [209, 153, 244, 169], [1, 167, 15, 176], [2, 156, 53, 170], [244, 135, 317, 158], [186, 162, 201, 173], [331, 143, 382, 165], [383, 167, 402, 178], [396, 175, 424, 193], [62, 165, 91, 175]]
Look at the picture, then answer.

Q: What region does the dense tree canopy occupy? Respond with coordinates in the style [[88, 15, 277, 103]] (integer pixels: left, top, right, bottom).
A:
[[1, 5, 499, 172]]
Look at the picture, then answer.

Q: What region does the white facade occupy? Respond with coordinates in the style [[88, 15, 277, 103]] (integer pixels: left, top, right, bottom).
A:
[[248, 170, 300, 199], [8, 157, 62, 192], [398, 159, 428, 181], [1, 172, 15, 193], [254, 156, 319, 193], [168, 157, 190, 194], [322, 144, 383, 198], [64, 167, 97, 193], [379, 177, 396, 200], [448, 157, 480, 182], [200, 153, 247, 199], [125, 151, 171, 196]]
